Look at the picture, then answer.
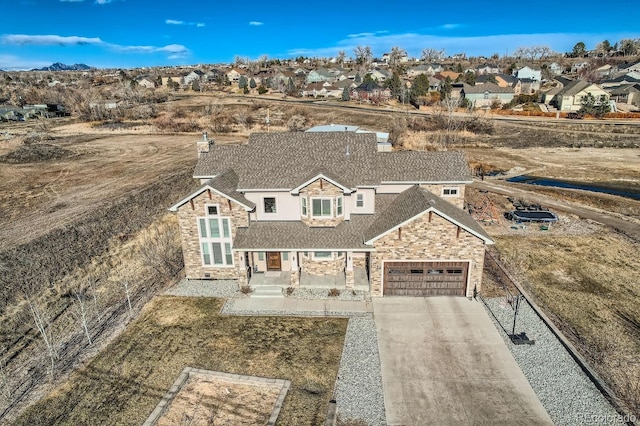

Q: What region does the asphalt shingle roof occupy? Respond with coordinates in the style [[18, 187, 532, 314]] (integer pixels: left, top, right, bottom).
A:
[[464, 82, 514, 94], [364, 186, 492, 243], [194, 132, 472, 189]]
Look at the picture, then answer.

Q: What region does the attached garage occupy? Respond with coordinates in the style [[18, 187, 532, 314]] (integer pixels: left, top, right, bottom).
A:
[[383, 261, 469, 296]]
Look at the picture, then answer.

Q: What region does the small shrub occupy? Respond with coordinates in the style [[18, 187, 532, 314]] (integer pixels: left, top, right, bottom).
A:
[[240, 285, 253, 294], [286, 287, 294, 296], [328, 288, 340, 297]]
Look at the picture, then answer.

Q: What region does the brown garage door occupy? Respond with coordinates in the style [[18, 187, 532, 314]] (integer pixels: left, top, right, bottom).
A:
[[383, 261, 468, 296]]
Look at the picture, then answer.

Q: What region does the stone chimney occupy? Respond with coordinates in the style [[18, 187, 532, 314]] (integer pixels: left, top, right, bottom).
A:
[[197, 132, 213, 157]]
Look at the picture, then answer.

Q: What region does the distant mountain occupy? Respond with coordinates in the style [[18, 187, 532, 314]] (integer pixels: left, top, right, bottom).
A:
[[33, 62, 92, 71]]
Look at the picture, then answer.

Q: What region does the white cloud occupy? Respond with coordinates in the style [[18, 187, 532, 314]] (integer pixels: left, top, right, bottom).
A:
[[166, 19, 205, 27], [1, 34, 190, 61], [94, 0, 116, 4], [249, 21, 263, 26], [60, 0, 85, 2], [1, 34, 103, 46], [440, 24, 463, 30]]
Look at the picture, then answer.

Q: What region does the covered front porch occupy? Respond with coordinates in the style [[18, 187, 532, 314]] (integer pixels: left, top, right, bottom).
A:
[[248, 267, 370, 291]]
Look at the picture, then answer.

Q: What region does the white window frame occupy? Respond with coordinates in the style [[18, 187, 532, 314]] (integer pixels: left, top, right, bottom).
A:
[[282, 252, 289, 261], [336, 196, 343, 216], [312, 251, 333, 260], [205, 204, 220, 216], [263, 197, 277, 214], [355, 193, 364, 208], [197, 215, 234, 267], [311, 197, 333, 218], [300, 196, 308, 217], [442, 187, 459, 197]]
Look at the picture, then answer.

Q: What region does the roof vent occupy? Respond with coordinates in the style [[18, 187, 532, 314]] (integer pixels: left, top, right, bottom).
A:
[[429, 199, 436, 205], [345, 144, 350, 158]]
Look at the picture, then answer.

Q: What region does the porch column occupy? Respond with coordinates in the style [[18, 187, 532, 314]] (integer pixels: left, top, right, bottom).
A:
[[290, 251, 300, 288], [345, 251, 354, 288], [236, 251, 248, 287]]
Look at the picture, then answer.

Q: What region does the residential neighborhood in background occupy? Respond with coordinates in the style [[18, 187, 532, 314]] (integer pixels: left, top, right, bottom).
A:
[[1, 39, 640, 122]]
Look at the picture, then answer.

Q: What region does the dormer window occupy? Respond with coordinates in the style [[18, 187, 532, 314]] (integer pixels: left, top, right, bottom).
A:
[[356, 193, 364, 208], [206, 205, 219, 216], [301, 197, 308, 216], [312, 198, 332, 217]]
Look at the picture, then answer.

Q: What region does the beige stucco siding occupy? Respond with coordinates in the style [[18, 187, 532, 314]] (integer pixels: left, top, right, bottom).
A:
[[244, 191, 301, 221], [369, 211, 486, 297]]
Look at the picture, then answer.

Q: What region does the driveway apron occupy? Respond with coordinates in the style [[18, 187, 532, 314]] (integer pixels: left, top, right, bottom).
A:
[[373, 297, 553, 425]]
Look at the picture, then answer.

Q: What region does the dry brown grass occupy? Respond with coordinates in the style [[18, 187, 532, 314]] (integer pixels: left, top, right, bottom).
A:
[[494, 232, 640, 417], [14, 297, 347, 426]]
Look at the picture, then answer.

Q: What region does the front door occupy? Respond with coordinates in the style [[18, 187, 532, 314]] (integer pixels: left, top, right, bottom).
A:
[[267, 252, 281, 271]]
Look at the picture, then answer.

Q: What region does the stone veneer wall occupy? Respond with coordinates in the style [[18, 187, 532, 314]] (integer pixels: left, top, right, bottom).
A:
[[369, 212, 486, 297], [300, 253, 345, 276], [352, 253, 367, 268], [299, 179, 344, 227], [176, 190, 249, 283], [419, 184, 465, 209]]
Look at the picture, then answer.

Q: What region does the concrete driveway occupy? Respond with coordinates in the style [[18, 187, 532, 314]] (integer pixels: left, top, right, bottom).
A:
[[373, 297, 553, 425]]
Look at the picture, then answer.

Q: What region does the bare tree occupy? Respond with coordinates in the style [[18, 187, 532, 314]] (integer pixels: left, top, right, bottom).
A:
[[353, 45, 373, 67], [388, 46, 407, 67], [433, 97, 464, 149], [26, 296, 58, 376], [513, 45, 555, 61], [86, 275, 102, 321], [336, 50, 346, 68], [122, 279, 133, 317], [421, 48, 446, 62], [73, 290, 92, 345]]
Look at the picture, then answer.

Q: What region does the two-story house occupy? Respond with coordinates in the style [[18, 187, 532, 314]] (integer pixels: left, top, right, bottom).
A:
[[170, 132, 493, 297]]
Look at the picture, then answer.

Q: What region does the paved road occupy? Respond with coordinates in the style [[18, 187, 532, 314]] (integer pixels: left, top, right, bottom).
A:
[[472, 179, 640, 242], [373, 297, 553, 426]]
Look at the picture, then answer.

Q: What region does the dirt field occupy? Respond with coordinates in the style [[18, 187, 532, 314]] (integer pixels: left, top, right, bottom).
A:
[[156, 372, 283, 426], [0, 122, 198, 247]]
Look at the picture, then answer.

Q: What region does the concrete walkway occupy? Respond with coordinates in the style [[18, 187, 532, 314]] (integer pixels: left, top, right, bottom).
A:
[[223, 296, 373, 316], [373, 297, 553, 426]]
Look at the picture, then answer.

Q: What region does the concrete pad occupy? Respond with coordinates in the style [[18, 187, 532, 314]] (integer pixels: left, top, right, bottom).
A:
[[373, 297, 553, 426]]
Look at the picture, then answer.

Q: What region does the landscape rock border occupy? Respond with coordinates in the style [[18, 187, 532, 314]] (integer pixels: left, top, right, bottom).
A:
[[143, 367, 291, 426]]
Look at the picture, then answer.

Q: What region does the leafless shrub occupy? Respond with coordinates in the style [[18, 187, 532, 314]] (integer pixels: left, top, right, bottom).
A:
[[328, 288, 341, 297], [124, 104, 157, 120], [388, 115, 407, 148], [138, 222, 183, 279], [287, 115, 306, 131]]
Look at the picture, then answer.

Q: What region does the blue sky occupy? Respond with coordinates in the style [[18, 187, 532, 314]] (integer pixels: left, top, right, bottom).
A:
[[1, 0, 639, 70]]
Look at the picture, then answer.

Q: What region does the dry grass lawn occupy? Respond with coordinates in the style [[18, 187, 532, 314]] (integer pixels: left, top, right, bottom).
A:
[[14, 297, 347, 426], [494, 232, 640, 416]]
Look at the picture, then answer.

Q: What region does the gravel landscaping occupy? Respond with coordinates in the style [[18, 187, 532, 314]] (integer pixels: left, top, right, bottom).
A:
[[335, 316, 386, 426], [287, 287, 369, 301], [165, 279, 244, 298], [482, 297, 629, 426]]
